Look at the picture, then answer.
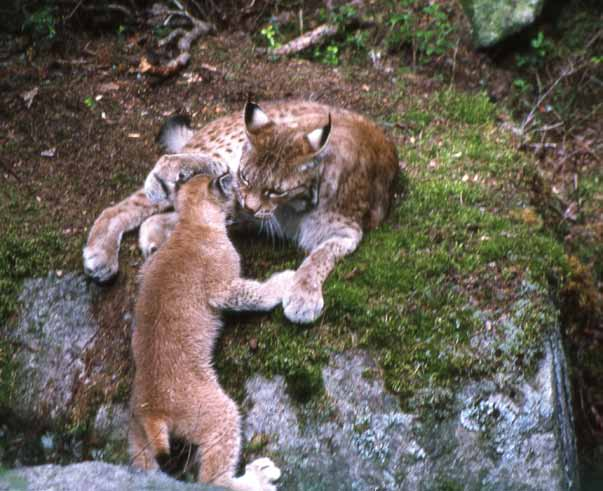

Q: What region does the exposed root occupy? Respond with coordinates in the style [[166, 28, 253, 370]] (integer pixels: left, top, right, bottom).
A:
[[140, 1, 214, 78], [258, 23, 339, 57]]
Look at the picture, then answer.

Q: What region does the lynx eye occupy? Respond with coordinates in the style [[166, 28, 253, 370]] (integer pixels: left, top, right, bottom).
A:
[[238, 169, 250, 186], [264, 189, 288, 199]]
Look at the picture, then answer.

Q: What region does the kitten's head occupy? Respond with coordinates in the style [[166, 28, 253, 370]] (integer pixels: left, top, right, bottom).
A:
[[236, 102, 331, 220], [175, 172, 235, 222]]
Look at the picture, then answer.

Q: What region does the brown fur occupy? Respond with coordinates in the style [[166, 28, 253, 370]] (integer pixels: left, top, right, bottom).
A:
[[84, 100, 398, 324], [129, 174, 287, 490]]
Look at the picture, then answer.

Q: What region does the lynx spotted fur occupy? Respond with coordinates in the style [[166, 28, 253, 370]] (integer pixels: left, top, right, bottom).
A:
[[129, 172, 291, 490], [84, 100, 398, 323]]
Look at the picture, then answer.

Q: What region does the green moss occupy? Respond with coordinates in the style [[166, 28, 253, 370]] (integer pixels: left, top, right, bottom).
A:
[[0, 228, 63, 323], [0, 189, 66, 409], [216, 87, 568, 410], [435, 89, 496, 125]]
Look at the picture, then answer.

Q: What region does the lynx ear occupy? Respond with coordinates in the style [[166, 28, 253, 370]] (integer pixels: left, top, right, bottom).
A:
[[244, 101, 272, 135], [211, 172, 234, 199], [305, 114, 331, 154]]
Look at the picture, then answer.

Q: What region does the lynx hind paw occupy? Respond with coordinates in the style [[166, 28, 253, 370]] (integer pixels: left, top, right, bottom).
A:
[[245, 457, 281, 491], [83, 246, 119, 283]]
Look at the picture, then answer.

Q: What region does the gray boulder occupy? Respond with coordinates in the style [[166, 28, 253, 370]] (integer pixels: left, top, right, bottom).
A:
[[0, 462, 224, 491], [2, 273, 579, 490], [3, 273, 127, 461], [7, 273, 98, 424], [244, 336, 577, 490], [460, 0, 545, 48]]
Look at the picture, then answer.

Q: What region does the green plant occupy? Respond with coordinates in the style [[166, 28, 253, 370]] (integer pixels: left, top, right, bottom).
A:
[[530, 31, 551, 59], [329, 4, 358, 26], [116, 23, 126, 41], [513, 78, 530, 93], [260, 24, 281, 50], [386, 0, 454, 63], [515, 31, 553, 69], [315, 4, 367, 63], [83, 96, 95, 109], [22, 5, 57, 40], [314, 44, 340, 65]]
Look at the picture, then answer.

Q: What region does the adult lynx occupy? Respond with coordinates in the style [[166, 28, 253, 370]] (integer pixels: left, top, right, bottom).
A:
[[84, 101, 398, 323], [129, 171, 291, 490]]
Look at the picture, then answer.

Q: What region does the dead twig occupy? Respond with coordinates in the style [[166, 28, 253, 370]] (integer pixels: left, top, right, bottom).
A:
[[258, 24, 338, 56], [141, 0, 213, 78], [520, 63, 578, 134], [65, 0, 84, 20]]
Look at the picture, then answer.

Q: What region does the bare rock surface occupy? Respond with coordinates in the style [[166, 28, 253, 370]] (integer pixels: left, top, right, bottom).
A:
[[245, 338, 577, 491], [7, 273, 98, 424], [3, 274, 578, 490], [0, 461, 224, 491]]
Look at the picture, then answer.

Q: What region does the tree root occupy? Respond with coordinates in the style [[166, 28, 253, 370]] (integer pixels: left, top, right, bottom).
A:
[[258, 23, 339, 57], [140, 1, 214, 78]]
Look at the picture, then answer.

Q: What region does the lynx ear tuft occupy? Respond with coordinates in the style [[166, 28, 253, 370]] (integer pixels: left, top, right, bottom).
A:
[[244, 101, 271, 134], [305, 114, 331, 154]]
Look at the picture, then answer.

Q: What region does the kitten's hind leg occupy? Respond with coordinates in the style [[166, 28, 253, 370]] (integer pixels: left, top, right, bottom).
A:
[[139, 211, 178, 258], [212, 271, 295, 312], [83, 188, 170, 282], [189, 386, 242, 486], [128, 415, 168, 471]]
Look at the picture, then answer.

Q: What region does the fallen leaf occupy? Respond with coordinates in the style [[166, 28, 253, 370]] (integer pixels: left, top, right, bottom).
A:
[[98, 82, 120, 93], [563, 202, 578, 222], [40, 148, 56, 158], [138, 57, 153, 73], [21, 87, 39, 109], [200, 63, 218, 72]]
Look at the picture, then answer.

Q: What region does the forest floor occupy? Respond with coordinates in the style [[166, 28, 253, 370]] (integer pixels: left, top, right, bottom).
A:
[[0, 0, 601, 479]]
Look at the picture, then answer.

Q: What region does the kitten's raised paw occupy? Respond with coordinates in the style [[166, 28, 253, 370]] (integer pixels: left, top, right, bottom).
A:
[[283, 285, 324, 324], [245, 457, 281, 491], [83, 246, 119, 284]]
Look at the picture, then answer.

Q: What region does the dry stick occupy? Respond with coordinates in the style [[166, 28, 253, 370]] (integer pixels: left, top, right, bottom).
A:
[[158, 28, 188, 47], [520, 63, 577, 135], [258, 24, 339, 56], [141, 1, 213, 77], [65, 0, 84, 20], [521, 28, 602, 137]]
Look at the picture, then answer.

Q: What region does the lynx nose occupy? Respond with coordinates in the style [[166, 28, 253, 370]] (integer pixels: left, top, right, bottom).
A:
[[242, 194, 261, 214], [243, 203, 259, 214]]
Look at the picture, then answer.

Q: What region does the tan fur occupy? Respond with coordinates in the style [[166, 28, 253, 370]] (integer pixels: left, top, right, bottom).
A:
[[84, 100, 398, 323], [138, 211, 178, 258], [129, 174, 288, 490]]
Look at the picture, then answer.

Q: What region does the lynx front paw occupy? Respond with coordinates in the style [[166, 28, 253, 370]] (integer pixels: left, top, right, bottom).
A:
[[83, 246, 119, 283], [282, 280, 324, 324], [245, 457, 281, 491]]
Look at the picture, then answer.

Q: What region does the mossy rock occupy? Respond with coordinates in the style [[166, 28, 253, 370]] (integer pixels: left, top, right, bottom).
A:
[[460, 0, 546, 48]]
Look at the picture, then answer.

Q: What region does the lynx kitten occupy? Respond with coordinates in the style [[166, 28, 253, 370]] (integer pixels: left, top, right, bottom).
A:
[[129, 170, 291, 490]]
